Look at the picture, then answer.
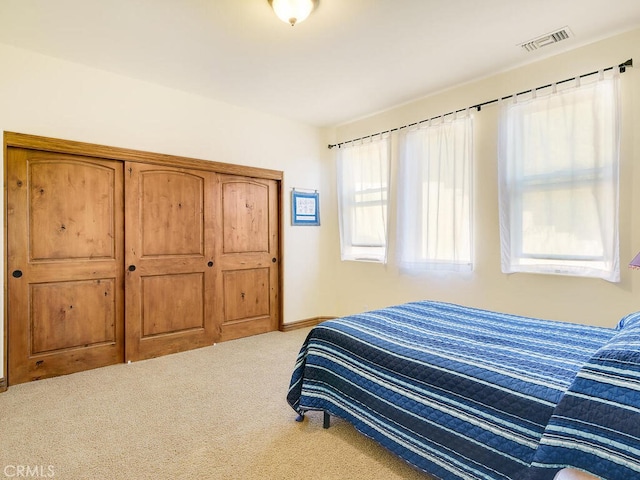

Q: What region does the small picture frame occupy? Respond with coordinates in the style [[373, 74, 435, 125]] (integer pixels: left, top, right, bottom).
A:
[[292, 190, 320, 226]]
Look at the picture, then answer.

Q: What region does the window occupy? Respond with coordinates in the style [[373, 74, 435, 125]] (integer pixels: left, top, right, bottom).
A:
[[337, 136, 390, 262], [397, 113, 473, 272], [498, 73, 620, 282]]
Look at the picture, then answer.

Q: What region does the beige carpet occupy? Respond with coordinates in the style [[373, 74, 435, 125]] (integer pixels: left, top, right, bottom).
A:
[[0, 328, 430, 479]]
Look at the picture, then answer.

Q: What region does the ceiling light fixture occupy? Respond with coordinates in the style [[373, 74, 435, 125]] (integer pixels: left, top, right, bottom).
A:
[[269, 0, 318, 26]]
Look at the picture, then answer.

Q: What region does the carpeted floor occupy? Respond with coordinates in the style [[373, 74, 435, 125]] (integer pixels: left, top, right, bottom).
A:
[[0, 328, 430, 479]]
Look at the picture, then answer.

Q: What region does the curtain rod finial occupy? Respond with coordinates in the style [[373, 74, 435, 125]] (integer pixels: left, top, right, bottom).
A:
[[619, 58, 633, 73]]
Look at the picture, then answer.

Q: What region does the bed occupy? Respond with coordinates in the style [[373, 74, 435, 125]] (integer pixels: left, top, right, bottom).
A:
[[286, 300, 640, 480]]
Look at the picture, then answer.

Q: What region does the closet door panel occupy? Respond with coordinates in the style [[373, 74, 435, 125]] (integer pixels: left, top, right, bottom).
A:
[[125, 163, 218, 361], [7, 149, 124, 385], [141, 273, 204, 336], [30, 279, 117, 353], [216, 176, 279, 341]]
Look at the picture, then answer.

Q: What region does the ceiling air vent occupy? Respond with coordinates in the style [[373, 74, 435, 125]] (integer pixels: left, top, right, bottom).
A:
[[519, 27, 572, 52]]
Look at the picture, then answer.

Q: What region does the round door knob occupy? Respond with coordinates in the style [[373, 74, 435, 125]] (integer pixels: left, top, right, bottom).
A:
[[207, 261, 214, 267], [272, 258, 277, 263], [12, 269, 23, 278], [128, 265, 136, 272]]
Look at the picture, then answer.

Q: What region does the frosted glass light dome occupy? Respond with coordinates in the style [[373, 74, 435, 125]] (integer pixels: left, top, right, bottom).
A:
[[270, 0, 316, 26]]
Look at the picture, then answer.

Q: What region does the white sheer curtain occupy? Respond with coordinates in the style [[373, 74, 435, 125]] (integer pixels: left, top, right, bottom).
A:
[[397, 113, 473, 272], [498, 72, 620, 282], [337, 136, 390, 263]]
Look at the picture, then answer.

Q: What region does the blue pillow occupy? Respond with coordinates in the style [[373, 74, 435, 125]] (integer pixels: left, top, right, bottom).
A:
[[616, 311, 640, 330]]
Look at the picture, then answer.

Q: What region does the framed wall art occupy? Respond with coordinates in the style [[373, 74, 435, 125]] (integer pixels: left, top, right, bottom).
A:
[[291, 189, 320, 226]]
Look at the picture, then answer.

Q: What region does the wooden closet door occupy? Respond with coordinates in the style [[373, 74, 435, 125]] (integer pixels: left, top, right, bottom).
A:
[[7, 148, 124, 385], [215, 175, 279, 341], [124, 162, 218, 361]]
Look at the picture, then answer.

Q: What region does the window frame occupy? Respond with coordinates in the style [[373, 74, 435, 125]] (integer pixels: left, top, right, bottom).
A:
[[498, 74, 620, 282]]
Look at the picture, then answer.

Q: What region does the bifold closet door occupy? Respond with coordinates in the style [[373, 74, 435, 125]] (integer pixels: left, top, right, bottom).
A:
[[7, 148, 125, 385], [215, 175, 279, 341], [124, 162, 218, 361]]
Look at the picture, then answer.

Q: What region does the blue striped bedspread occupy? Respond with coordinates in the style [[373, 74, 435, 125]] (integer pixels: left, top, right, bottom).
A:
[[285, 300, 640, 479], [529, 311, 640, 479]]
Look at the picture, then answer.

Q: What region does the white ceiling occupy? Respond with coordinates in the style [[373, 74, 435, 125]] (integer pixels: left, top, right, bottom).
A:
[[1, 0, 640, 127]]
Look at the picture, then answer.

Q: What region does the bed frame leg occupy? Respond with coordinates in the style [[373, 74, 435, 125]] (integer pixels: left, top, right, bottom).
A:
[[323, 411, 330, 429]]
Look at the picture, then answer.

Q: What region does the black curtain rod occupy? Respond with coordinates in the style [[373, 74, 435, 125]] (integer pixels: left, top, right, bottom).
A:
[[327, 58, 633, 150]]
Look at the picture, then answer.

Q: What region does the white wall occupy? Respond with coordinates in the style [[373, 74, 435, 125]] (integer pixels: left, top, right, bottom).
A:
[[0, 43, 332, 380], [324, 28, 640, 327]]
